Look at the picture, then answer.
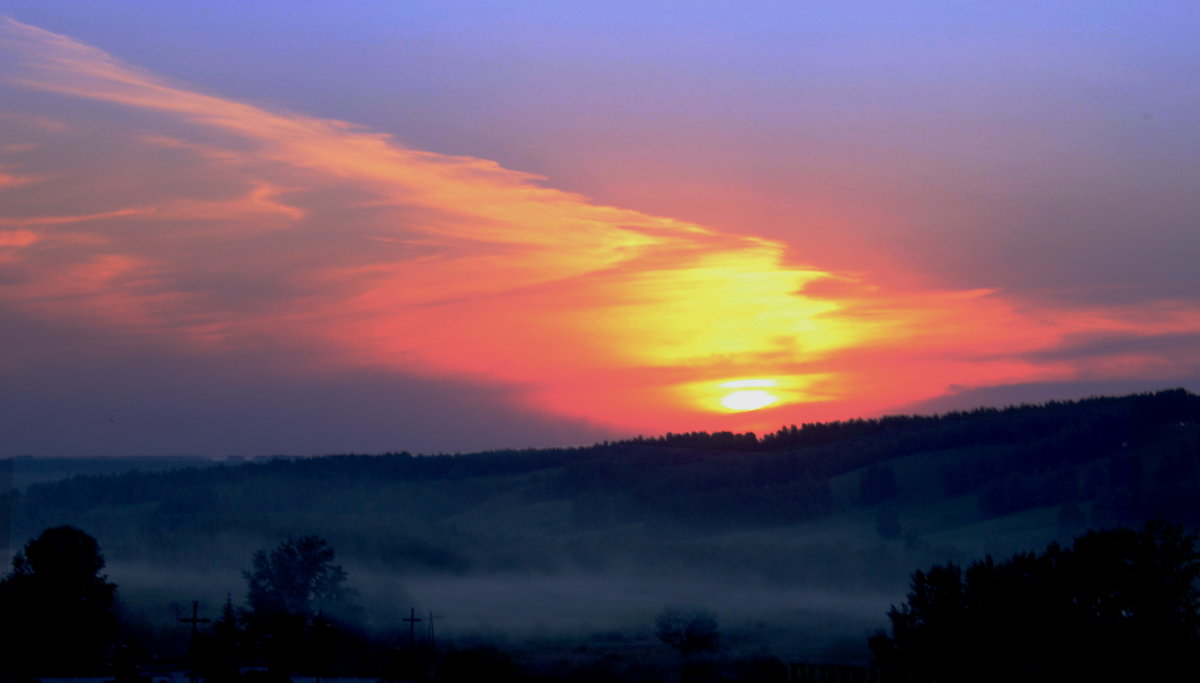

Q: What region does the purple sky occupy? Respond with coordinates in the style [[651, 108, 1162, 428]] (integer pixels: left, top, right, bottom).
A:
[[2, 2, 1199, 456]]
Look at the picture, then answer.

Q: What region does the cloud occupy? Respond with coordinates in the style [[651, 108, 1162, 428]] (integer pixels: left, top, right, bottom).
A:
[[2, 16, 1200, 451], [0, 207, 150, 227], [0, 309, 613, 456], [0, 229, 37, 248]]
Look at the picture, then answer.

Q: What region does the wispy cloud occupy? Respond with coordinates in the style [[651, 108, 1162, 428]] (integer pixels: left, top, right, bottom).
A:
[[2, 16, 1199, 439]]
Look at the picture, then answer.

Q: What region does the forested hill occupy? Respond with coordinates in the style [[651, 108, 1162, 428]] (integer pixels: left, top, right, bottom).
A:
[[628, 385, 1200, 455], [9, 389, 1200, 580]]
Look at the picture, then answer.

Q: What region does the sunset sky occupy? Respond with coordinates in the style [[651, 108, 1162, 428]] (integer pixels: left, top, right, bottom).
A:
[[3, 2, 1199, 456]]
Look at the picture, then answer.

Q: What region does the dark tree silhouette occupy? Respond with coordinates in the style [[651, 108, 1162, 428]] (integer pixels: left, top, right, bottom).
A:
[[242, 535, 358, 678], [870, 522, 1200, 682], [0, 526, 118, 677], [198, 595, 243, 681], [245, 534, 352, 618]]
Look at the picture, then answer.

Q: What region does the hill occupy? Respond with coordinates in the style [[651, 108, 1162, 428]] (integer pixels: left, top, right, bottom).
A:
[[6, 388, 1199, 662]]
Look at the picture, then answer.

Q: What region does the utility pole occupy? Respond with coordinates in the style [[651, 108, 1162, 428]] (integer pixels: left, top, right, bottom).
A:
[[404, 607, 423, 650], [179, 600, 211, 683], [427, 611, 442, 681], [427, 611, 437, 652]]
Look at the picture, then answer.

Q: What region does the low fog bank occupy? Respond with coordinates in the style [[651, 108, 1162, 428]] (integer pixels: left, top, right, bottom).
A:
[[396, 573, 890, 632], [403, 572, 888, 661], [107, 559, 891, 663]]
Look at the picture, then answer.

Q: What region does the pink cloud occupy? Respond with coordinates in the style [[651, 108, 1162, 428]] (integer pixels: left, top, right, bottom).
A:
[[2, 17, 1199, 437]]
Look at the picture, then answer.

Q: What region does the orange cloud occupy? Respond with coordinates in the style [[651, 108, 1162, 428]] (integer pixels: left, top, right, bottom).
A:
[[0, 229, 37, 248], [0, 207, 150, 227], [0, 171, 41, 189], [2, 17, 1200, 437]]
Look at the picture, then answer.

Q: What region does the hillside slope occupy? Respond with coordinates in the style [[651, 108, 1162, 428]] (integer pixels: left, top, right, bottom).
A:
[[6, 389, 1199, 658]]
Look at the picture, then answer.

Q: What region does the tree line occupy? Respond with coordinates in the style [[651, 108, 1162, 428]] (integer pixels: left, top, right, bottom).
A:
[[870, 521, 1200, 682]]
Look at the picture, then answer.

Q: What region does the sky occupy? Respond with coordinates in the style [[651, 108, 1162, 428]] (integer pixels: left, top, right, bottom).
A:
[[2, 2, 1199, 456]]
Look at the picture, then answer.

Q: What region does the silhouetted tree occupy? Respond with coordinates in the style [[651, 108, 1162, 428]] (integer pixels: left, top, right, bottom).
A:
[[242, 535, 359, 677], [198, 595, 242, 681], [870, 522, 1200, 682], [0, 526, 118, 677], [246, 535, 352, 618]]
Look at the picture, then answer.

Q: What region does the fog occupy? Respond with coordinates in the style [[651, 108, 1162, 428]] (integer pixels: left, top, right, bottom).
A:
[[106, 558, 893, 663]]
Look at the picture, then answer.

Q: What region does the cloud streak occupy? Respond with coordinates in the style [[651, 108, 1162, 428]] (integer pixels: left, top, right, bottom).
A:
[[2, 16, 1199, 448]]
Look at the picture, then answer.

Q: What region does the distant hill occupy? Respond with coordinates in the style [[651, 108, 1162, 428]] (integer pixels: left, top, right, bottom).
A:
[[4, 455, 220, 489], [5, 388, 1199, 659], [12, 389, 1200, 566]]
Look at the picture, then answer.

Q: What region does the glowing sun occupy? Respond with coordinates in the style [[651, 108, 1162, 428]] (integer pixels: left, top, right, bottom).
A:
[[719, 379, 779, 411]]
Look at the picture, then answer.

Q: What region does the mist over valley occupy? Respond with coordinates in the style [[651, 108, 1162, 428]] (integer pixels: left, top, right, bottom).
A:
[[6, 389, 1199, 678]]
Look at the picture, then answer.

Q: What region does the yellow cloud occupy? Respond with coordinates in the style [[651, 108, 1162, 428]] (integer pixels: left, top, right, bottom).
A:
[[3, 16, 1200, 434]]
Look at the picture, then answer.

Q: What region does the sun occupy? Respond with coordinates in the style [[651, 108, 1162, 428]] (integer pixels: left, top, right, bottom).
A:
[[718, 379, 779, 412], [720, 389, 778, 411]]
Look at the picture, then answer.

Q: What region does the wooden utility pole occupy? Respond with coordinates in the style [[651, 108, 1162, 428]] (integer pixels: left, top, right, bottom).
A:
[[427, 611, 442, 681], [404, 607, 423, 650], [179, 600, 211, 683]]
